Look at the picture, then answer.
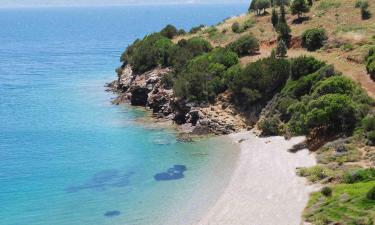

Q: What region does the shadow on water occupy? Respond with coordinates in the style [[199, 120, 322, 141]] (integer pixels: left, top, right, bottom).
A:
[[104, 210, 121, 217], [154, 165, 187, 181], [66, 170, 135, 193]]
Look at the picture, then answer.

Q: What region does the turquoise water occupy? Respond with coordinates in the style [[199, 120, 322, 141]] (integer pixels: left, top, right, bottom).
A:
[[0, 4, 245, 225]]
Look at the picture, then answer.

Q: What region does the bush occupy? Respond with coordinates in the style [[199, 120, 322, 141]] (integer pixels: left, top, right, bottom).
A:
[[259, 115, 281, 135], [312, 76, 356, 97], [178, 29, 186, 35], [344, 168, 375, 184], [366, 47, 375, 80], [160, 24, 178, 39], [290, 0, 310, 18], [321, 186, 332, 197], [227, 34, 260, 56], [291, 56, 326, 80], [356, 0, 371, 20], [368, 131, 375, 144], [362, 115, 375, 132], [229, 55, 290, 107], [189, 24, 205, 34], [367, 186, 375, 200], [231, 22, 242, 33], [301, 28, 328, 51], [174, 48, 239, 102], [121, 33, 176, 73]]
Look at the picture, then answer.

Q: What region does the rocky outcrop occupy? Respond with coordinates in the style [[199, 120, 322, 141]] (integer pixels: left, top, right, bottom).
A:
[[107, 65, 251, 135]]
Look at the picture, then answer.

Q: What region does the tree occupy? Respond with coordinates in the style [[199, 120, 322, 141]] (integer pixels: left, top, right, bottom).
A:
[[276, 40, 287, 57], [307, 0, 313, 6], [291, 0, 310, 19], [227, 34, 260, 56], [355, 0, 371, 20], [231, 22, 242, 33], [271, 7, 279, 28], [301, 28, 328, 51], [160, 24, 178, 39], [249, 0, 271, 16], [279, 0, 287, 23], [276, 21, 291, 46]]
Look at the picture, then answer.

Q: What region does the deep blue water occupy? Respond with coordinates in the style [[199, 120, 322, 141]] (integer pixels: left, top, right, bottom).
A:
[[0, 4, 244, 225]]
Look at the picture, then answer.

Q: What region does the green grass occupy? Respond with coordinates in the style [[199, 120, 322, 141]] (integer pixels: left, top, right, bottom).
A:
[[317, 0, 341, 11], [304, 181, 375, 225]]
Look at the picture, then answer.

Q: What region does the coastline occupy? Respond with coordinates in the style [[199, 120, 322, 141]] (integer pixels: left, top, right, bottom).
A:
[[196, 131, 318, 225]]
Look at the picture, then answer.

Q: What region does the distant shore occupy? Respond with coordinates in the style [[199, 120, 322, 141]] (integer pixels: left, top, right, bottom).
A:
[[197, 131, 318, 225]]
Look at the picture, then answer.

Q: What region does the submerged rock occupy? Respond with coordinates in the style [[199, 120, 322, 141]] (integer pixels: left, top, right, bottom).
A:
[[104, 211, 121, 217], [154, 165, 187, 181]]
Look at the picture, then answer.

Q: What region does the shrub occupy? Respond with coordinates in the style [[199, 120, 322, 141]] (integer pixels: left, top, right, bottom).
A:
[[367, 186, 375, 200], [229, 55, 290, 107], [366, 47, 375, 80], [227, 34, 260, 56], [276, 40, 287, 57], [160, 24, 178, 39], [344, 168, 375, 183], [356, 0, 371, 20], [189, 24, 205, 34], [174, 48, 239, 102], [321, 187, 332, 197], [259, 115, 281, 135], [243, 18, 256, 30], [291, 56, 326, 80], [121, 33, 176, 73], [301, 28, 328, 51], [178, 29, 186, 35], [368, 131, 375, 144], [298, 165, 332, 182], [362, 115, 375, 132], [291, 0, 310, 19], [312, 76, 356, 97], [231, 22, 242, 33]]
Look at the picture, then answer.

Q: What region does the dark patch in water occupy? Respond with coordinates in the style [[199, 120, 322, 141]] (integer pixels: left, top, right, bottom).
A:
[[154, 165, 187, 181], [104, 210, 121, 217], [66, 170, 135, 193]]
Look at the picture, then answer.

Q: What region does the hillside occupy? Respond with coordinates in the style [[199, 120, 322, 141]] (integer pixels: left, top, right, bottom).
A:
[[175, 0, 375, 97], [111, 1, 375, 224]]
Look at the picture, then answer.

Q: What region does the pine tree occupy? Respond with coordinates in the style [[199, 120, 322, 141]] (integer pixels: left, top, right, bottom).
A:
[[271, 7, 279, 28], [276, 40, 287, 57], [279, 0, 287, 23], [276, 21, 291, 46]]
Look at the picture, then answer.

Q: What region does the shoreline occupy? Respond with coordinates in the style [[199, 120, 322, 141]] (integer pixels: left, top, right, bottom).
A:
[[196, 131, 318, 225]]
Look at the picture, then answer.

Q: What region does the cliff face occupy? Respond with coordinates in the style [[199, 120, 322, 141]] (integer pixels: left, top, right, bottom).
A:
[[107, 65, 251, 135]]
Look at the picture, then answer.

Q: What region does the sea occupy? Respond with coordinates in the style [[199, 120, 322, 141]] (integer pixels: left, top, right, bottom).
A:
[[0, 4, 246, 225]]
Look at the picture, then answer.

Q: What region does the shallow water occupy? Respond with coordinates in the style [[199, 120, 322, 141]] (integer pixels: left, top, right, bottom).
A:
[[0, 4, 244, 225]]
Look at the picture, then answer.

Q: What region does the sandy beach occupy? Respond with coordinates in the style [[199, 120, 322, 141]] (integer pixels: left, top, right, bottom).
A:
[[197, 131, 317, 225]]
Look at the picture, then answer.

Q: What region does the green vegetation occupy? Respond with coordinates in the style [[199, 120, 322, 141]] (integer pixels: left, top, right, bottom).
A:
[[355, 0, 371, 20], [304, 181, 375, 225], [271, 7, 279, 28], [249, 0, 271, 16], [321, 186, 333, 197], [276, 40, 287, 57], [301, 28, 328, 51], [366, 46, 375, 80], [290, 0, 310, 19], [317, 0, 341, 11], [227, 34, 259, 56], [290, 56, 326, 80], [174, 48, 239, 102], [229, 54, 290, 107], [189, 24, 205, 34], [160, 24, 178, 39], [344, 168, 375, 184]]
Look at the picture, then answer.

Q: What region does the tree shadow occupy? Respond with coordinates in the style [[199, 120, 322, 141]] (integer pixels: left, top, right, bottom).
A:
[[292, 16, 310, 24]]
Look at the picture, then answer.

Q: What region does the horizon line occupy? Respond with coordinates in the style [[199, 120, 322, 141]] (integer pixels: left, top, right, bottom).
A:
[[0, 2, 249, 9]]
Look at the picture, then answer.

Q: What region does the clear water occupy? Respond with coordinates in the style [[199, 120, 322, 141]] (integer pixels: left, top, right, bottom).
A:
[[0, 4, 245, 225]]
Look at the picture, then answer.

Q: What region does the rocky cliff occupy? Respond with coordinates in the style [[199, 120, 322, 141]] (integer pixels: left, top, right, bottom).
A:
[[107, 65, 251, 135]]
